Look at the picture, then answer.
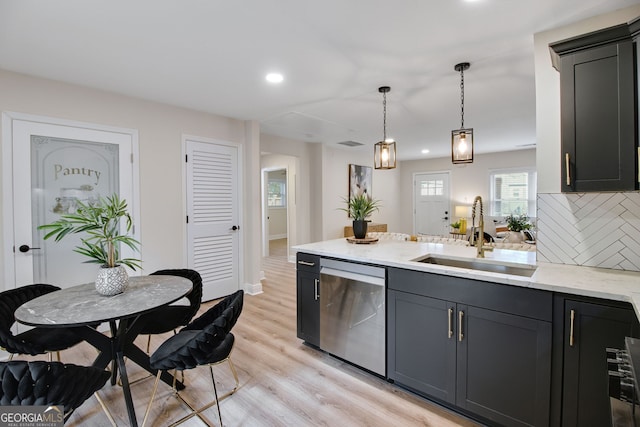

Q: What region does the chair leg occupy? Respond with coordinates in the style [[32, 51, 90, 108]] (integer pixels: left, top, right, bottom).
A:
[[93, 391, 117, 427], [167, 365, 221, 427], [209, 365, 223, 427], [152, 358, 239, 427], [141, 371, 163, 427]]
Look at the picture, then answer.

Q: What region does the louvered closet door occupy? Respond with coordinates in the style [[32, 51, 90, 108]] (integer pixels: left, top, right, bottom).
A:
[[186, 139, 240, 301]]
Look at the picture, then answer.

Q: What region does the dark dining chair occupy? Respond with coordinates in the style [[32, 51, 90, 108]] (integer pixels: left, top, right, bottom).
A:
[[142, 289, 244, 427], [0, 284, 91, 360], [0, 360, 111, 423], [136, 269, 203, 353]]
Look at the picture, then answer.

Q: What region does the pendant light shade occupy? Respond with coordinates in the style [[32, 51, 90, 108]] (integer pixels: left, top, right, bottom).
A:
[[374, 86, 396, 170], [452, 62, 474, 164]]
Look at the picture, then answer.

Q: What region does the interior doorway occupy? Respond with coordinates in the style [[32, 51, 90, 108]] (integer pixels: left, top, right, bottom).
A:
[[262, 168, 289, 258]]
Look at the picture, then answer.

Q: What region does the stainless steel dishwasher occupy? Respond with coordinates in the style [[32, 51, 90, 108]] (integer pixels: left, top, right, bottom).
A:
[[319, 258, 386, 376]]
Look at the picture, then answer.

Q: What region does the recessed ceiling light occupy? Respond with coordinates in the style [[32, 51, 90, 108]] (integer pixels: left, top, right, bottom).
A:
[[265, 73, 284, 83], [421, 149, 430, 154]]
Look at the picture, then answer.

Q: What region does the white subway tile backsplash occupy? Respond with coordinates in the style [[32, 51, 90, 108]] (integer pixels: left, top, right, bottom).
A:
[[537, 192, 640, 271]]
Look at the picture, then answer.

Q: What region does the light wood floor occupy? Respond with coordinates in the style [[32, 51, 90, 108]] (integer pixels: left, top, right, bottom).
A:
[[24, 243, 480, 426]]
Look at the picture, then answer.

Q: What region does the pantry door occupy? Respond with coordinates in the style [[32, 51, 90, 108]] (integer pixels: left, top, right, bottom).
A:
[[3, 113, 139, 289]]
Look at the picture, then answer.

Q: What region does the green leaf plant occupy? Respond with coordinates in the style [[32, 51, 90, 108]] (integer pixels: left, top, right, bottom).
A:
[[339, 193, 381, 221], [38, 193, 141, 270]]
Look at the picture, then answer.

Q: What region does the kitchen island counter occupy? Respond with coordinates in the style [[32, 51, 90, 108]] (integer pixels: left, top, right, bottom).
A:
[[293, 238, 640, 316]]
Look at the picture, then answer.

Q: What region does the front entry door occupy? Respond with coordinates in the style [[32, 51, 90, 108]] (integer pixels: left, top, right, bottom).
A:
[[414, 172, 451, 236], [4, 113, 138, 289], [185, 138, 241, 301]]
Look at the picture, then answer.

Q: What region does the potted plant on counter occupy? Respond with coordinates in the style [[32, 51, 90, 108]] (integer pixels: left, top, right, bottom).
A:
[[39, 193, 141, 296], [504, 213, 532, 243], [340, 193, 381, 239]]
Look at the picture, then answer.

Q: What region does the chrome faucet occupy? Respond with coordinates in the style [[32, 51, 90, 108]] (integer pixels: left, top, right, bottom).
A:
[[471, 196, 493, 258]]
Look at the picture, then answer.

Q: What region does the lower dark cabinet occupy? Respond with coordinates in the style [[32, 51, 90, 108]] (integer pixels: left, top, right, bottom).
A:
[[388, 290, 456, 403], [296, 253, 320, 346], [457, 305, 551, 427], [388, 268, 552, 427], [560, 298, 640, 427]]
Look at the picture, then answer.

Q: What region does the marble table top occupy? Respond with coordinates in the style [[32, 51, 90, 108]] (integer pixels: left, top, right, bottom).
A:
[[15, 275, 192, 327]]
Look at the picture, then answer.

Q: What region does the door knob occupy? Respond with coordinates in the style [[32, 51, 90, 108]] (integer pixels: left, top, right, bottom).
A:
[[18, 244, 40, 253], [231, 225, 239, 231], [442, 216, 449, 220]]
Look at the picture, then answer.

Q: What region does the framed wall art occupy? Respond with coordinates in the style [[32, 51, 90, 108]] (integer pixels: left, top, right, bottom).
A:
[[348, 164, 372, 200]]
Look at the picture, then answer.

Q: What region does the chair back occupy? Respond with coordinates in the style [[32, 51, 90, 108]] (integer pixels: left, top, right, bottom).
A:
[[150, 269, 203, 325], [0, 284, 60, 355], [0, 361, 109, 419], [151, 290, 243, 371], [184, 289, 243, 334]]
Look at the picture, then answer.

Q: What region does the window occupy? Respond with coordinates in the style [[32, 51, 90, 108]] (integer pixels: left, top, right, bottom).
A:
[[420, 179, 443, 196], [267, 179, 286, 207], [489, 168, 536, 217]]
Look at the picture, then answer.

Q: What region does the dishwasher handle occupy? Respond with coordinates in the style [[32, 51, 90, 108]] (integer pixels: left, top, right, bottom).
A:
[[320, 267, 385, 287]]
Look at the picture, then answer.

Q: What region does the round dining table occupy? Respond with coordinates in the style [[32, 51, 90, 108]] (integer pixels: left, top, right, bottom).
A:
[[15, 275, 193, 427]]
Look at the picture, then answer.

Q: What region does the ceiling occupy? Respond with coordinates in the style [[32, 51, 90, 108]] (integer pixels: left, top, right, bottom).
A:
[[1, 0, 638, 161]]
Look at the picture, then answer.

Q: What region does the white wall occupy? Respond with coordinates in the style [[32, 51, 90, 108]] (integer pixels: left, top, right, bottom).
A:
[[399, 149, 536, 235], [321, 145, 401, 240], [534, 4, 640, 193], [0, 68, 251, 289]]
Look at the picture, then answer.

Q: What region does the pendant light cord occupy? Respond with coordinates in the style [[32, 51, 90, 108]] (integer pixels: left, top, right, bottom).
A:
[[460, 67, 465, 129], [382, 91, 387, 141]]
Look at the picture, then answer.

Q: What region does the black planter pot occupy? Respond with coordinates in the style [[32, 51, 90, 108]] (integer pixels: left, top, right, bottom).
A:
[[352, 220, 368, 239]]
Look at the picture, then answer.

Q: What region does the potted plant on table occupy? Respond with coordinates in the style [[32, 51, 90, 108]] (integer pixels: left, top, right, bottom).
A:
[[340, 193, 381, 239], [504, 213, 532, 243], [38, 193, 141, 296]]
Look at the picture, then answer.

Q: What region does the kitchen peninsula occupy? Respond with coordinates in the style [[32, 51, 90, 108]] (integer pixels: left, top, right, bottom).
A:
[[293, 238, 640, 427]]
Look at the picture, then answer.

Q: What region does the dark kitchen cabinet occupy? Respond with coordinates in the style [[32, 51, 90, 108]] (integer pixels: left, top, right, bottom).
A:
[[388, 268, 552, 427], [296, 252, 320, 346], [388, 290, 456, 403], [556, 296, 640, 427], [550, 22, 638, 192]]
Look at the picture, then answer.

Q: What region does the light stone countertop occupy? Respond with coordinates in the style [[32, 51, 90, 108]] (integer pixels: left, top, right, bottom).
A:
[[293, 238, 640, 317]]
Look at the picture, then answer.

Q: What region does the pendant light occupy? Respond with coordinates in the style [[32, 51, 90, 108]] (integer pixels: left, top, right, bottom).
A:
[[451, 62, 474, 164], [374, 86, 397, 170]]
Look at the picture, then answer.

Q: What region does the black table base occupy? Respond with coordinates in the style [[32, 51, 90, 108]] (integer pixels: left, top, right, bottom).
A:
[[74, 317, 184, 426]]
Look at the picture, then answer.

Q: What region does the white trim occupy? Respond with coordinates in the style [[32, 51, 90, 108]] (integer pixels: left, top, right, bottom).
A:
[[2, 111, 140, 290], [244, 281, 263, 295]]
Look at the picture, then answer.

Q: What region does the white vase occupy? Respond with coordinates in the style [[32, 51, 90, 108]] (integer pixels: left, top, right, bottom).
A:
[[505, 231, 525, 243], [95, 265, 129, 296]]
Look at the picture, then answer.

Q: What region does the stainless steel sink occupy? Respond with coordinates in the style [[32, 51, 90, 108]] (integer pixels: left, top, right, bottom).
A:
[[414, 255, 537, 277]]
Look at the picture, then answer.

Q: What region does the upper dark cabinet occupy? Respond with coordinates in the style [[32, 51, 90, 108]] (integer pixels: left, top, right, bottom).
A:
[[550, 20, 639, 192]]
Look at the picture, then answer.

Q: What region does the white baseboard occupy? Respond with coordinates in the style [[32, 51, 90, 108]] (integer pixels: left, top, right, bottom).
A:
[[269, 234, 287, 240], [244, 281, 263, 295]]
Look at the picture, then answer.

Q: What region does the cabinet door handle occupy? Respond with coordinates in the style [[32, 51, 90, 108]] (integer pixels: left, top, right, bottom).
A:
[[448, 308, 453, 339], [565, 153, 571, 186], [298, 260, 315, 267], [314, 279, 319, 300], [458, 310, 464, 342], [569, 309, 575, 347]]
